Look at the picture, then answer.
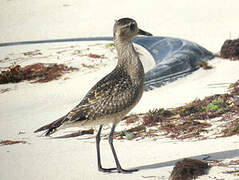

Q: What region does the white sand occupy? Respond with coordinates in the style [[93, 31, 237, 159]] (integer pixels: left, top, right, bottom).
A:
[[1, 0, 239, 179]]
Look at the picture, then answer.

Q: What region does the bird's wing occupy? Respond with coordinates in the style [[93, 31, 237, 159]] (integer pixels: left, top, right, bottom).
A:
[[65, 66, 139, 123]]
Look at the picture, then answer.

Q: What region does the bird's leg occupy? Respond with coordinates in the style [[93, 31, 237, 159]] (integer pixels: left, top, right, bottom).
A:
[[109, 123, 138, 173], [96, 125, 116, 173]]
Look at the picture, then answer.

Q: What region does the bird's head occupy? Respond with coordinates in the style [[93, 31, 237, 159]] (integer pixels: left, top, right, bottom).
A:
[[113, 18, 152, 41]]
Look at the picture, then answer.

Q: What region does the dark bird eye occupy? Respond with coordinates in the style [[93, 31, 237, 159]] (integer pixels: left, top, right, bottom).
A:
[[129, 23, 136, 31]]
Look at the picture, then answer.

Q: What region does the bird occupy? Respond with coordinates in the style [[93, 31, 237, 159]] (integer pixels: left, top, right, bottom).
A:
[[34, 17, 152, 173]]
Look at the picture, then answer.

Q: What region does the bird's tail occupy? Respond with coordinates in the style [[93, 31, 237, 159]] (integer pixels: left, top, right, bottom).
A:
[[34, 115, 67, 136]]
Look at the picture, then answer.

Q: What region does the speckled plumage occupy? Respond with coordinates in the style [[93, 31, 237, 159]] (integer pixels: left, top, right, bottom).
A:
[[35, 18, 148, 135], [35, 18, 152, 173]]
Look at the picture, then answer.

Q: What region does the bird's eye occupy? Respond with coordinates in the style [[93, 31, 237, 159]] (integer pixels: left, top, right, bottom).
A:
[[129, 23, 136, 31]]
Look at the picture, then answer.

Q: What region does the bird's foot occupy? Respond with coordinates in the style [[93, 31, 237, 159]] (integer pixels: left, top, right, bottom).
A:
[[117, 168, 138, 174], [98, 167, 138, 173], [98, 167, 117, 173]]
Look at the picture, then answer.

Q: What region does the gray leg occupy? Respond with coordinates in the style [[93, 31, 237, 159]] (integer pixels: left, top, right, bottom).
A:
[[96, 125, 116, 172], [109, 123, 138, 173]]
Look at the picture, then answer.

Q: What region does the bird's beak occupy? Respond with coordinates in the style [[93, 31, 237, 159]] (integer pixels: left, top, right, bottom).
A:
[[138, 29, 153, 36]]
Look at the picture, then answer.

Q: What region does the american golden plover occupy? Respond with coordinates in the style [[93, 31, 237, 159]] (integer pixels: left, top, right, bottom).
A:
[[35, 18, 152, 173]]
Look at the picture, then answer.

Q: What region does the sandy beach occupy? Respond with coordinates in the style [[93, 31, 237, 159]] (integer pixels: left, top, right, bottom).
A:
[[1, 0, 239, 179]]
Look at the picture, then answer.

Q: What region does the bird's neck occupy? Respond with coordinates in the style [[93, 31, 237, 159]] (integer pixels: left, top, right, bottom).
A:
[[114, 38, 145, 83]]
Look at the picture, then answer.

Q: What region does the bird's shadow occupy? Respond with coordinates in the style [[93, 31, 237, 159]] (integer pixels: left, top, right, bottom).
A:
[[134, 149, 239, 171]]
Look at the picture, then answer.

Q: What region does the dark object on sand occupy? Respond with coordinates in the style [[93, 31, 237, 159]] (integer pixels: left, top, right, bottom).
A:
[[169, 158, 210, 180], [134, 37, 214, 91], [220, 38, 239, 60]]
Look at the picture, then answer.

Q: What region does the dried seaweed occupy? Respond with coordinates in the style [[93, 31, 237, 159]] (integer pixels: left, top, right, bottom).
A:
[[0, 140, 27, 146], [143, 109, 174, 126], [197, 60, 213, 70], [220, 38, 239, 60], [87, 53, 104, 59], [0, 63, 78, 84], [169, 158, 210, 180], [123, 80, 239, 140], [221, 118, 239, 137]]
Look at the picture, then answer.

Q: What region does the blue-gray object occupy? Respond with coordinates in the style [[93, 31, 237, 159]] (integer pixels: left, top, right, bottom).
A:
[[0, 36, 214, 91], [133, 37, 214, 91]]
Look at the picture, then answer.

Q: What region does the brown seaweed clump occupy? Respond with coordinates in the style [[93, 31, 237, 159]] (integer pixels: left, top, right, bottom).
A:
[[220, 38, 239, 60], [120, 79, 239, 140], [169, 158, 210, 180], [197, 60, 213, 70], [0, 140, 27, 146], [0, 63, 78, 84]]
